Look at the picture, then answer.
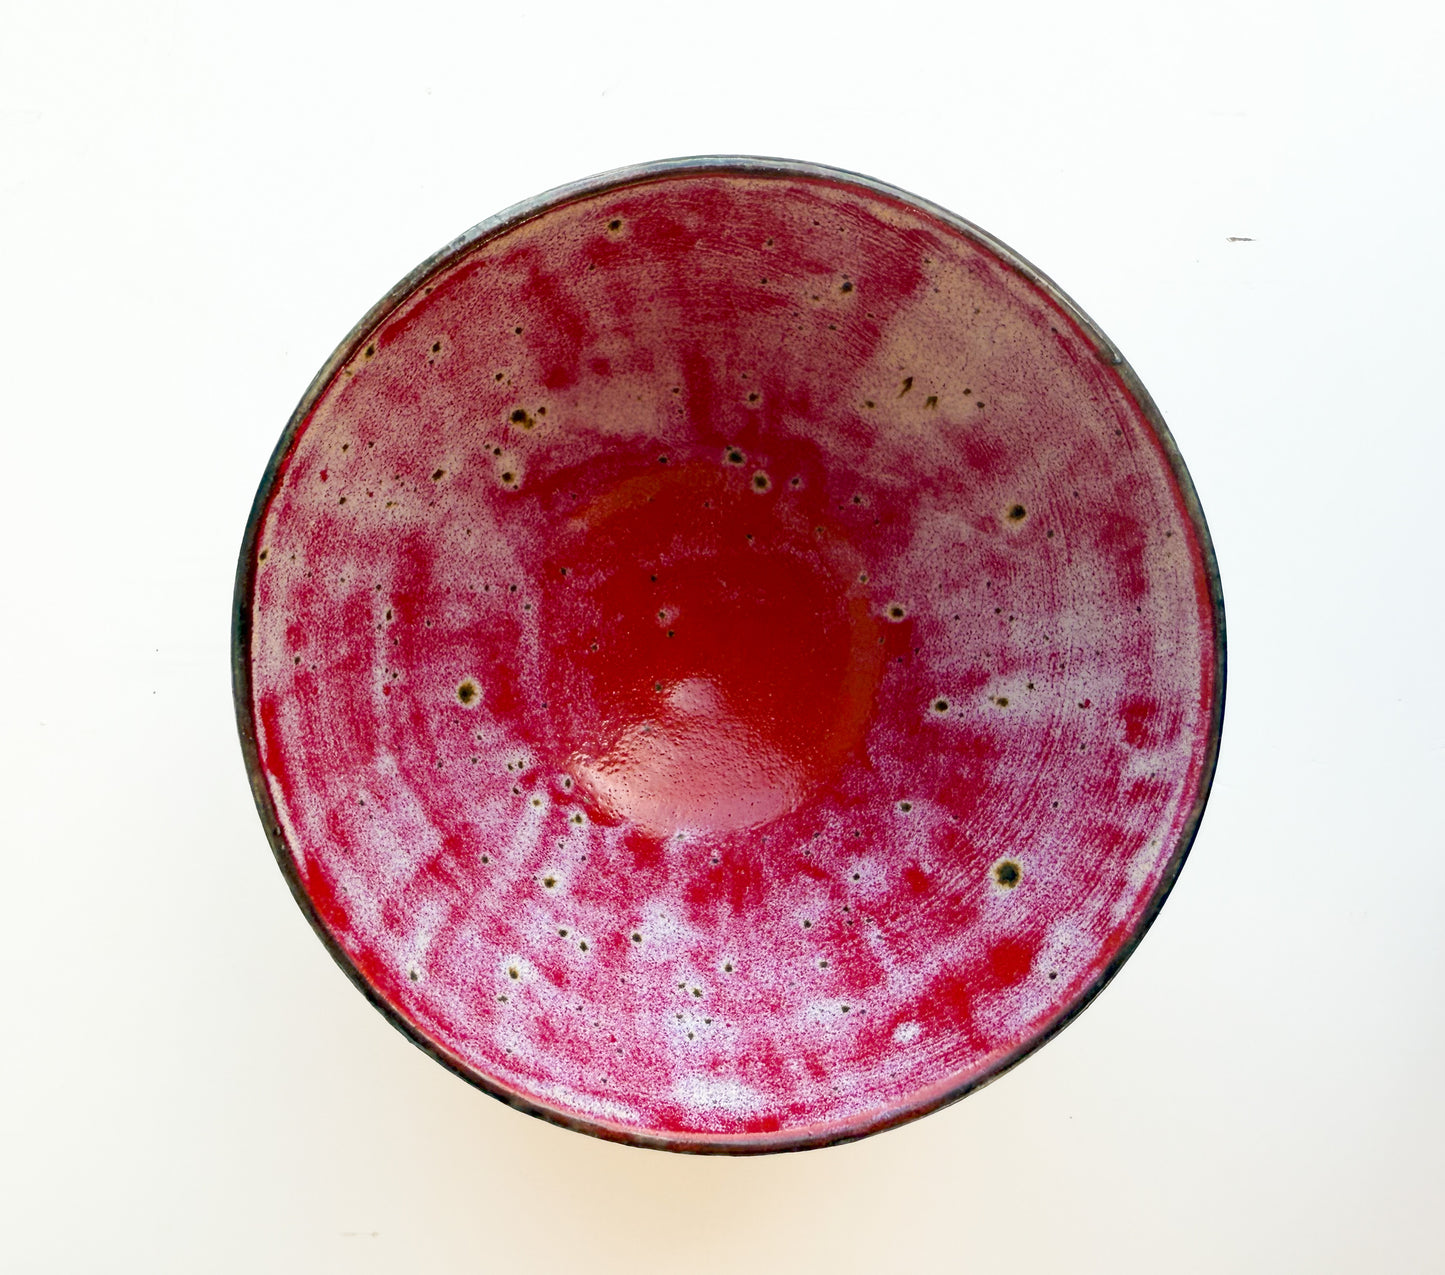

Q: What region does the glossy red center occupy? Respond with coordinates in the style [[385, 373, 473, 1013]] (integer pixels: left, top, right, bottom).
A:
[[547, 459, 881, 839]]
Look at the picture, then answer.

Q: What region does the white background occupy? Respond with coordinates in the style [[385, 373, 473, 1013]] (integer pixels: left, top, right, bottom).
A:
[[2, 2, 1441, 1270]]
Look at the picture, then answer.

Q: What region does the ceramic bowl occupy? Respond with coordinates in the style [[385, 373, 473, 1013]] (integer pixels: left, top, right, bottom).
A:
[[234, 157, 1224, 1153]]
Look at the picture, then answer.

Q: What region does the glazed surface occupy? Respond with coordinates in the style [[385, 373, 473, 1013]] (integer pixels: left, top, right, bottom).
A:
[[246, 171, 1217, 1142]]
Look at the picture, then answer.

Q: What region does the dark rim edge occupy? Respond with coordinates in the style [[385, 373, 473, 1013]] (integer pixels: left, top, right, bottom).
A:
[[231, 154, 1227, 1156]]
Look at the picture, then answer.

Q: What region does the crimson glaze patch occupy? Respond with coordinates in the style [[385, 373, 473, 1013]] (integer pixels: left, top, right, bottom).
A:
[[241, 167, 1221, 1149]]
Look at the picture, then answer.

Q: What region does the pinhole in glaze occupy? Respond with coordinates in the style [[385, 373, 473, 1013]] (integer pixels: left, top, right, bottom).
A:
[[234, 158, 1224, 1153]]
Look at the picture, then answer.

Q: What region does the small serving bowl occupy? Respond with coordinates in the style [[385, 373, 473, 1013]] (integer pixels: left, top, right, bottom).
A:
[[234, 157, 1224, 1153]]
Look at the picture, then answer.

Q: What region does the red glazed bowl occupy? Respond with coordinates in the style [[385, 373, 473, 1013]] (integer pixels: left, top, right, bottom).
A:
[[234, 158, 1224, 1153]]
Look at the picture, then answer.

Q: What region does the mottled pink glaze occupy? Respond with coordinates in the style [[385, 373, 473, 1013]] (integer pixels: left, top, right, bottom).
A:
[[245, 169, 1218, 1147]]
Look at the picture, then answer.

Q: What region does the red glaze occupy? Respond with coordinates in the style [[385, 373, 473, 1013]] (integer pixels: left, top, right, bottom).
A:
[[245, 170, 1218, 1146]]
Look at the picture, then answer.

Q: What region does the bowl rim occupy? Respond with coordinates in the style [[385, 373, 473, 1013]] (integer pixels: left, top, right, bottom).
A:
[[231, 154, 1227, 1155]]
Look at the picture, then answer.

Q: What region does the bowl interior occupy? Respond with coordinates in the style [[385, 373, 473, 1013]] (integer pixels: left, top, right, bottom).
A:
[[240, 163, 1221, 1151]]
